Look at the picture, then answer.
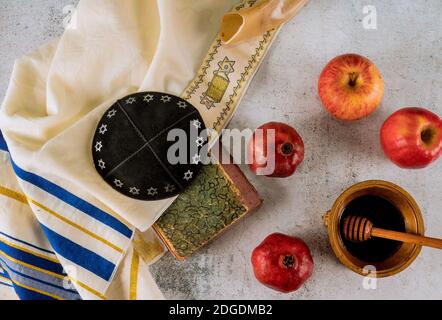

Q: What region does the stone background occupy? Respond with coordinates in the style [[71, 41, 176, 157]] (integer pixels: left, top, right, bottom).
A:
[[1, 0, 441, 299]]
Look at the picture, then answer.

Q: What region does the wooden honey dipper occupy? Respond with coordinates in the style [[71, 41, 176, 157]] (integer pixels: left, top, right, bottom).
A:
[[343, 216, 442, 250]]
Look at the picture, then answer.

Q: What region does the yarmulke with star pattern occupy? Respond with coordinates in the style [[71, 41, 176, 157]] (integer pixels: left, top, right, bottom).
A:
[[92, 92, 206, 201]]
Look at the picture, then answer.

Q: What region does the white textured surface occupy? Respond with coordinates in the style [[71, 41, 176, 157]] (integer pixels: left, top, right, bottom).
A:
[[1, 0, 441, 300]]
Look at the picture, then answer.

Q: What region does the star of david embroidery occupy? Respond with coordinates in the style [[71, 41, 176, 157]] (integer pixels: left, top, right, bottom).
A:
[[217, 57, 235, 76], [200, 95, 215, 110], [95, 141, 103, 152], [99, 124, 108, 135], [107, 109, 117, 119], [147, 187, 158, 196], [98, 159, 106, 170], [183, 170, 193, 181], [143, 94, 154, 103], [161, 95, 172, 103], [192, 154, 202, 165], [177, 101, 187, 109], [192, 119, 202, 129], [164, 184, 176, 193], [126, 97, 136, 105], [196, 137, 205, 148], [114, 179, 123, 188]]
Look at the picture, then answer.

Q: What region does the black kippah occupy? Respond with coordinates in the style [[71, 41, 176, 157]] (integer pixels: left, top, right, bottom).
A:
[[92, 92, 206, 201]]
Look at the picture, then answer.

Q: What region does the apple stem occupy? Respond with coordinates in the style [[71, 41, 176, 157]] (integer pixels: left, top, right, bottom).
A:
[[421, 128, 435, 145], [280, 142, 294, 156], [282, 255, 295, 268], [348, 72, 359, 87]]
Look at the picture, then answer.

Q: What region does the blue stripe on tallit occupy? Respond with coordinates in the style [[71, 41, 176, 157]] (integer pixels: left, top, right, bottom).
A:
[[10, 160, 133, 239], [15, 286, 56, 300], [0, 266, 56, 300], [0, 282, 13, 288], [0, 231, 55, 255], [0, 240, 65, 275], [0, 131, 8, 152], [0, 266, 11, 287], [13, 283, 56, 300], [0, 235, 82, 300], [0, 254, 79, 294], [0, 257, 81, 300], [0, 129, 127, 295], [0, 129, 132, 238], [41, 225, 115, 281]]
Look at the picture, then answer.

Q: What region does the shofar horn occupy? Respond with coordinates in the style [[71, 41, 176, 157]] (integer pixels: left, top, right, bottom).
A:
[[220, 0, 310, 46]]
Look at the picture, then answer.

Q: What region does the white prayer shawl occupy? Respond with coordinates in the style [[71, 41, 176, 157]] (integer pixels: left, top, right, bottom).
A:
[[0, 0, 290, 299], [0, 0, 239, 300]]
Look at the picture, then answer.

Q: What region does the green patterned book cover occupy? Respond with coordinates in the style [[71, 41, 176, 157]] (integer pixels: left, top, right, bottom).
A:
[[154, 163, 262, 260]]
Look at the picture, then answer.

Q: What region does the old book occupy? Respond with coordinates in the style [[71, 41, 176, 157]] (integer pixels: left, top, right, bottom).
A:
[[153, 161, 262, 260]]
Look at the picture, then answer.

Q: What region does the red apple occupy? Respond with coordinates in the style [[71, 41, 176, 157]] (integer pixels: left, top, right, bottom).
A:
[[251, 233, 314, 293], [249, 122, 304, 178], [318, 53, 384, 121], [381, 107, 442, 169]]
